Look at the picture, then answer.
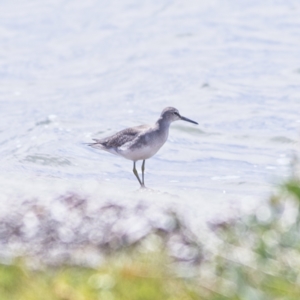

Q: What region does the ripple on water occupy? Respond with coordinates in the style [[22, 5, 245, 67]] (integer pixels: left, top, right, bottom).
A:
[[23, 154, 73, 167]]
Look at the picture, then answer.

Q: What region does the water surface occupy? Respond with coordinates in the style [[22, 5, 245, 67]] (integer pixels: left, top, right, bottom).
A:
[[0, 0, 299, 222]]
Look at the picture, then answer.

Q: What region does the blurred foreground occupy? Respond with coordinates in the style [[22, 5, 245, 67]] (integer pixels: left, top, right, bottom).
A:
[[1, 163, 300, 299]]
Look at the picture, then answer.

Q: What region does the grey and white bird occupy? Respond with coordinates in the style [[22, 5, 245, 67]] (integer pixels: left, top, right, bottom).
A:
[[89, 107, 198, 187]]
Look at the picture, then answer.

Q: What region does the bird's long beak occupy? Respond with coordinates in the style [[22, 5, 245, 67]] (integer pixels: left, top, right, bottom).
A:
[[180, 115, 198, 125]]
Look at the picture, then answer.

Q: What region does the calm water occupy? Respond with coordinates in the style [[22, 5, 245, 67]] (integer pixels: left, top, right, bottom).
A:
[[0, 0, 299, 222]]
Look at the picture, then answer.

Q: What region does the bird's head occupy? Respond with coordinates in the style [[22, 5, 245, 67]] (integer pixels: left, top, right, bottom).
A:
[[160, 107, 198, 125]]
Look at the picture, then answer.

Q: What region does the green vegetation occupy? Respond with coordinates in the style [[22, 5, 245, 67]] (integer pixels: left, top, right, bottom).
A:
[[1, 173, 300, 299], [0, 252, 199, 300]]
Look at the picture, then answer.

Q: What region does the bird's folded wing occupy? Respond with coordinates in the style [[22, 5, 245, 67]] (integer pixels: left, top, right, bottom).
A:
[[89, 126, 145, 149]]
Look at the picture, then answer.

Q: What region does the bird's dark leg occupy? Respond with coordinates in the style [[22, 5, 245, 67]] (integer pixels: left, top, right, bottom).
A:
[[141, 160, 146, 187], [133, 161, 143, 187]]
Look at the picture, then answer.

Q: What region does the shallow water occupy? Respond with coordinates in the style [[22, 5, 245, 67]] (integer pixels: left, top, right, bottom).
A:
[[0, 0, 299, 222]]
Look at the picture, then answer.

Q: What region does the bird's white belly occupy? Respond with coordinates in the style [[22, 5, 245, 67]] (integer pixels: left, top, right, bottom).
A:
[[118, 133, 167, 161], [118, 144, 161, 161]]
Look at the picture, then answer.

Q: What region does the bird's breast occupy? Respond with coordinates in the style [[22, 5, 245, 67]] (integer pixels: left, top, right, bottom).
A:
[[118, 129, 168, 161]]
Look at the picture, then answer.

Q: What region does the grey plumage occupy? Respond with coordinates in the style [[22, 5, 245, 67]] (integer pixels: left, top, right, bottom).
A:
[[89, 107, 198, 187], [90, 125, 149, 150]]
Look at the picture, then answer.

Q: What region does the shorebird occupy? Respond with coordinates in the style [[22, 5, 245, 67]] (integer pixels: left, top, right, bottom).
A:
[[89, 107, 198, 187]]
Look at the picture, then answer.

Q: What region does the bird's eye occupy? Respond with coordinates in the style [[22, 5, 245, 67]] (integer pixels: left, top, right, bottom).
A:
[[173, 112, 178, 115]]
